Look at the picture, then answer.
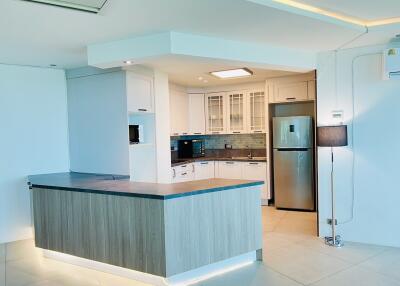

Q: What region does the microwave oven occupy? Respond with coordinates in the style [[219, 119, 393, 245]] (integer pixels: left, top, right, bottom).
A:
[[177, 139, 205, 158]]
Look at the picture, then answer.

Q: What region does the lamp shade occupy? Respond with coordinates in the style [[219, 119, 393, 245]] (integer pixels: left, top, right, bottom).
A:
[[317, 125, 348, 147]]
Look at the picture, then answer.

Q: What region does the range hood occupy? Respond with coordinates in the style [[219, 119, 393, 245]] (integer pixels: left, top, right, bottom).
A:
[[22, 0, 108, 13]]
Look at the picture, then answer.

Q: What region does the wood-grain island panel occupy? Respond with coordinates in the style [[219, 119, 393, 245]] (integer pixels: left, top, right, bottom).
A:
[[32, 188, 166, 276], [164, 186, 262, 276]]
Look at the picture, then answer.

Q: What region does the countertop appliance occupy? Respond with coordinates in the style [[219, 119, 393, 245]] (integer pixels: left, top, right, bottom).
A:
[[129, 125, 140, 144], [178, 139, 205, 158], [273, 116, 314, 210]]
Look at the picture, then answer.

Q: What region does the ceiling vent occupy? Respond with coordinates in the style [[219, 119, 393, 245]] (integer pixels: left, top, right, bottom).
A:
[[22, 0, 108, 13]]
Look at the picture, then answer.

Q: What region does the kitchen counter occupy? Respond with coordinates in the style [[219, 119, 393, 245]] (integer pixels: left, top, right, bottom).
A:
[[171, 156, 267, 167], [28, 172, 263, 200]]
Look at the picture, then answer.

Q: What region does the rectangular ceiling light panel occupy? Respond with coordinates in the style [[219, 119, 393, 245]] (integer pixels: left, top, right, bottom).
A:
[[210, 68, 253, 79], [23, 0, 108, 13]]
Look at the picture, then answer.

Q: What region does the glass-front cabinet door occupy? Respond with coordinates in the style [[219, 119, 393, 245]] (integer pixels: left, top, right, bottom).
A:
[[248, 90, 266, 133], [227, 91, 247, 134], [205, 92, 226, 134]]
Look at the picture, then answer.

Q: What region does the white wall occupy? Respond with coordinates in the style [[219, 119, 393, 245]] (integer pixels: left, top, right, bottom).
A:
[[317, 45, 400, 247], [0, 64, 70, 243], [67, 69, 130, 175]]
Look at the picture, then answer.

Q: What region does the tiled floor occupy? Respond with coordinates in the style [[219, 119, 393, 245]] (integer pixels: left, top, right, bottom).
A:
[[1, 206, 399, 286]]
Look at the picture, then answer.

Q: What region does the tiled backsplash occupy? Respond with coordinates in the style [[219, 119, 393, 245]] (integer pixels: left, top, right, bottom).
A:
[[171, 134, 266, 150]]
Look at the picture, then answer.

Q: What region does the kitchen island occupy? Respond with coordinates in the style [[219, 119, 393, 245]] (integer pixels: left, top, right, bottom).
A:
[[28, 172, 263, 285]]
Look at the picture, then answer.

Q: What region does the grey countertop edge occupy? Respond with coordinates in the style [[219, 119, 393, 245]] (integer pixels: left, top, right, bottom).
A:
[[29, 181, 264, 200], [171, 158, 267, 167]]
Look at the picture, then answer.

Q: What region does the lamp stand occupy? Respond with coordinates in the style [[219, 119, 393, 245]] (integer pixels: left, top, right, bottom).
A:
[[324, 147, 344, 247]]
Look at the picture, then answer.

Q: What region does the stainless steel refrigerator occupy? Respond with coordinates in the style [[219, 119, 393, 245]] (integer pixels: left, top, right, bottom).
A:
[[273, 116, 314, 210]]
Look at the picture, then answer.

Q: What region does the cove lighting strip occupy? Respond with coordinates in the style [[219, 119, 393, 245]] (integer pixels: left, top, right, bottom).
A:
[[22, 0, 108, 13], [265, 0, 400, 28]]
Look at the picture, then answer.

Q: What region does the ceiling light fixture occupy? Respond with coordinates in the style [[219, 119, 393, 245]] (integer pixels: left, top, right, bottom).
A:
[[198, 76, 203, 80], [210, 68, 253, 79], [22, 0, 108, 14], [124, 60, 133, 65]]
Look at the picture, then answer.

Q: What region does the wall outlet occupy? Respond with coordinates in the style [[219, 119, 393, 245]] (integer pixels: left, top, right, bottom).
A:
[[327, 219, 338, 225], [224, 144, 232, 149]]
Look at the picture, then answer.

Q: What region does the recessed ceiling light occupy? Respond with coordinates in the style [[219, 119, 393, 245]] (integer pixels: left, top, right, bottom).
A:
[[198, 76, 203, 80], [203, 80, 208, 83], [124, 60, 133, 65], [210, 68, 253, 79], [22, 0, 108, 13]]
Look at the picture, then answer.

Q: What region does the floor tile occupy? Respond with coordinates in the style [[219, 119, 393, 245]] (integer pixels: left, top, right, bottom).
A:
[[0, 263, 5, 286], [195, 261, 302, 286], [6, 239, 40, 262], [0, 243, 5, 263], [264, 243, 352, 285], [359, 248, 400, 281], [298, 238, 387, 264], [311, 265, 400, 286]]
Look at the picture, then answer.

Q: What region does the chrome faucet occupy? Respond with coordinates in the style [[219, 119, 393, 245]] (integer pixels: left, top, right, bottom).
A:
[[246, 145, 253, 159]]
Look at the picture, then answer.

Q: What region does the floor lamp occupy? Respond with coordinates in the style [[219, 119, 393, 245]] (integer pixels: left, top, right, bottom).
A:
[[317, 125, 348, 247]]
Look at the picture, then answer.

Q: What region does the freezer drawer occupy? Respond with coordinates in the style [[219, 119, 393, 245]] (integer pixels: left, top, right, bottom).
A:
[[273, 116, 313, 148], [273, 149, 314, 210]]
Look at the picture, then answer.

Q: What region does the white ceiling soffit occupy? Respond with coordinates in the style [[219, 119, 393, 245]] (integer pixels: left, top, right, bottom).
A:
[[88, 31, 316, 72], [21, 0, 107, 13], [134, 55, 299, 87], [246, 0, 400, 29]]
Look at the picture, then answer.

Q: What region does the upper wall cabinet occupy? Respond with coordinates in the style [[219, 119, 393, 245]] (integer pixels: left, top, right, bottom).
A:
[[247, 90, 266, 133], [267, 72, 316, 104], [205, 92, 226, 135], [188, 93, 206, 135], [126, 72, 154, 113], [226, 91, 247, 134], [170, 87, 189, 136]]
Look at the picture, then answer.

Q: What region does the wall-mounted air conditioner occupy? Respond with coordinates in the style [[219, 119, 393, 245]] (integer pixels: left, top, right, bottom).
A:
[[383, 48, 400, 80]]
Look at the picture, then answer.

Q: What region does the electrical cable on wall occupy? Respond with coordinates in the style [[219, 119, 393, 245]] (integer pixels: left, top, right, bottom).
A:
[[321, 26, 369, 225]]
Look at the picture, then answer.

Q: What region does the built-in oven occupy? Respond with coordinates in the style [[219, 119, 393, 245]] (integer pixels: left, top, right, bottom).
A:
[[177, 139, 205, 158]]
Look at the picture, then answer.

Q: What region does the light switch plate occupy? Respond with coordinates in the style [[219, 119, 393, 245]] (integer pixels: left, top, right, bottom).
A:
[[331, 110, 344, 124]]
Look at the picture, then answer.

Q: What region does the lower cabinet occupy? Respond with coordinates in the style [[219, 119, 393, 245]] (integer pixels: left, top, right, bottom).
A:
[[216, 161, 243, 179], [171, 160, 270, 201], [171, 163, 195, 183], [193, 161, 215, 180]]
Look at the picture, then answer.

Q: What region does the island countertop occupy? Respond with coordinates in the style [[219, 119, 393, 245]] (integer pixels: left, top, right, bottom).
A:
[[28, 172, 264, 200]]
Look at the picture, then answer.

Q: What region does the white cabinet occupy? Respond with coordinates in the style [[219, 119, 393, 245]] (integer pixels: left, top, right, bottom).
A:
[[242, 162, 269, 200], [205, 93, 226, 134], [170, 88, 189, 136], [268, 79, 316, 104], [189, 93, 206, 135], [226, 91, 247, 134], [193, 161, 214, 180], [126, 72, 154, 113], [216, 161, 242, 179], [171, 163, 195, 183], [247, 90, 266, 133]]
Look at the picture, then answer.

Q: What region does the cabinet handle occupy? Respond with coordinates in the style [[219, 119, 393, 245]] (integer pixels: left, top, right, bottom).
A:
[[232, 131, 241, 134], [138, 108, 148, 112], [173, 133, 179, 136], [254, 130, 263, 133], [182, 133, 188, 135], [192, 164, 195, 173], [249, 162, 259, 165], [181, 165, 187, 168], [182, 172, 187, 175], [200, 162, 209, 165], [212, 132, 220, 134], [286, 97, 296, 101], [225, 161, 234, 164], [172, 169, 176, 178], [194, 132, 202, 135]]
